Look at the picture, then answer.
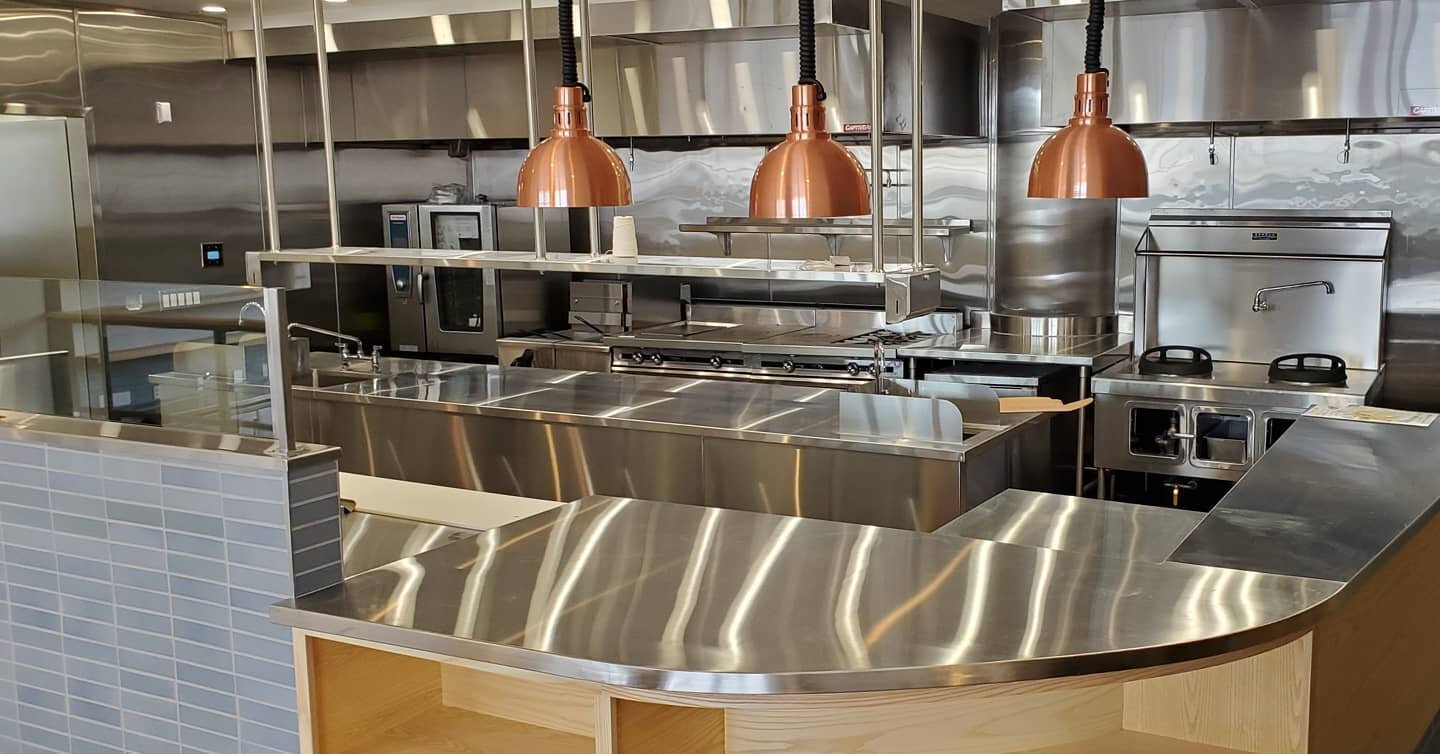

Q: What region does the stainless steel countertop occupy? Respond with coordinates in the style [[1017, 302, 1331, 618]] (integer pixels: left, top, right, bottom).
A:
[[1170, 411, 1440, 583], [898, 329, 1133, 366], [275, 495, 1340, 694], [276, 362, 1440, 694], [340, 510, 477, 578], [935, 490, 1205, 563], [1092, 358, 1381, 405], [297, 354, 1038, 461]]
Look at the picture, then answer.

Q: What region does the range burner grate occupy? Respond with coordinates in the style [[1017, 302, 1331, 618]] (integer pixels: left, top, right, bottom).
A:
[[832, 329, 932, 347], [1269, 353, 1348, 386], [1138, 345, 1215, 377]]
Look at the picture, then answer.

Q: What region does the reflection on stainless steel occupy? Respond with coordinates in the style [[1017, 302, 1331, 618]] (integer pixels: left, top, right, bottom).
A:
[[897, 328, 1132, 365], [1040, 2, 1440, 125], [340, 510, 476, 578], [296, 354, 1049, 530], [275, 495, 1340, 693], [1170, 415, 1440, 584], [936, 490, 1205, 563], [0, 6, 82, 113]]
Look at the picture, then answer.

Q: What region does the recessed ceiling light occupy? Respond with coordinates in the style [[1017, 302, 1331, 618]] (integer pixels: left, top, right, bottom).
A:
[[323, 0, 348, 4], [200, 4, 226, 12]]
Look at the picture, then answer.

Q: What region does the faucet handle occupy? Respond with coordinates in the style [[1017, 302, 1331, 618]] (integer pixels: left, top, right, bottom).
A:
[[370, 345, 383, 373]]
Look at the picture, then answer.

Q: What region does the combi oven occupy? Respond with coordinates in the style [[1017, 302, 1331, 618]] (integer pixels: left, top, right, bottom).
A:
[[381, 203, 566, 357]]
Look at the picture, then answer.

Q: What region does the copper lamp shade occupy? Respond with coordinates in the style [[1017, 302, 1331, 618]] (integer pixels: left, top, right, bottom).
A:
[[518, 86, 632, 208], [1027, 73, 1149, 199], [749, 84, 870, 218]]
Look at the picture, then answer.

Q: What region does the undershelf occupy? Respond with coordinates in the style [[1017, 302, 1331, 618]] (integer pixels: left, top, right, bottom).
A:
[[340, 705, 594, 754]]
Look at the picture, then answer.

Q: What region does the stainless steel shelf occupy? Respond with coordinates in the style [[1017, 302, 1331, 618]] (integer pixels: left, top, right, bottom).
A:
[[247, 248, 939, 284], [679, 217, 975, 239]]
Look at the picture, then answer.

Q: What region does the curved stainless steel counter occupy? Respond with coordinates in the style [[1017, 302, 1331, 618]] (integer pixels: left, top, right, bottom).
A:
[[273, 401, 1440, 695]]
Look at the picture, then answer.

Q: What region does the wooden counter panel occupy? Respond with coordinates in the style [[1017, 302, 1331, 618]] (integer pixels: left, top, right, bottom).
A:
[[1308, 513, 1440, 754], [724, 685, 1121, 754], [1122, 634, 1311, 754]]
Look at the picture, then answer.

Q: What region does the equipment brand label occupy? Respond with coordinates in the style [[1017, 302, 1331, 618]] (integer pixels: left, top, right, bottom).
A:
[[843, 123, 872, 134], [1410, 105, 1440, 117], [1252, 232, 1279, 241]]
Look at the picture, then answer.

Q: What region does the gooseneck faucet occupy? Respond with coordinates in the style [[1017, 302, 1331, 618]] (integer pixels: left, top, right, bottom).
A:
[[1252, 280, 1335, 312]]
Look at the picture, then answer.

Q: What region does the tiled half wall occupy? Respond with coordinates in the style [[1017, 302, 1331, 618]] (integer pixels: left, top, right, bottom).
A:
[[0, 427, 342, 754]]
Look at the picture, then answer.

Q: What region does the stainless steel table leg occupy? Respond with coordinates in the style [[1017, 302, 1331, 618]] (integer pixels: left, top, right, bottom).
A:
[[1096, 468, 1108, 500], [1076, 365, 1090, 495]]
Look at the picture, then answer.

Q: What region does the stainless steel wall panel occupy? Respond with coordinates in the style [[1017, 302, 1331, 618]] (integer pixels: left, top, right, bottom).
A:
[[1115, 136, 1234, 317], [349, 54, 468, 141], [1042, 0, 1440, 125], [0, 4, 81, 113], [462, 43, 562, 139], [76, 11, 253, 147]]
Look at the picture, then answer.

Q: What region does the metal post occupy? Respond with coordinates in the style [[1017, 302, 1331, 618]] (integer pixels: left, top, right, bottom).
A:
[[251, 0, 280, 251], [520, 0, 548, 258], [869, 0, 884, 273], [312, 0, 340, 248], [261, 287, 296, 453], [579, 0, 602, 257], [1076, 365, 1090, 495], [910, 0, 923, 269]]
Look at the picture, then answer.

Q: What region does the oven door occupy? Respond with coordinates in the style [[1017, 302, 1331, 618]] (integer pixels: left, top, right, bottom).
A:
[[421, 267, 501, 356]]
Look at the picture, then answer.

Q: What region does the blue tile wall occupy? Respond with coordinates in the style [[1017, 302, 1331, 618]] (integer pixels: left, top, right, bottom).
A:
[[0, 436, 341, 754]]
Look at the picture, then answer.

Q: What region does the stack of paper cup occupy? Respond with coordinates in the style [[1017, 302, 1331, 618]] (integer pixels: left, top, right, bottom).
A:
[[611, 216, 639, 258]]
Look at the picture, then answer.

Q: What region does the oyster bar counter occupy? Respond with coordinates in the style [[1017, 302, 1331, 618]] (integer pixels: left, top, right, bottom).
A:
[[276, 409, 1440, 754]]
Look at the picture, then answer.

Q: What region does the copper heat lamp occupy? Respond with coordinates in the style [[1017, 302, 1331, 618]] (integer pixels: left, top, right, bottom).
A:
[[749, 0, 870, 218], [517, 0, 631, 208], [1027, 0, 1149, 199]]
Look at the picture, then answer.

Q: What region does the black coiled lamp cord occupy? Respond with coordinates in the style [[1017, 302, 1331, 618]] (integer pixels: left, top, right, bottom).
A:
[[559, 0, 592, 102], [1083, 0, 1104, 73], [798, 0, 827, 100]]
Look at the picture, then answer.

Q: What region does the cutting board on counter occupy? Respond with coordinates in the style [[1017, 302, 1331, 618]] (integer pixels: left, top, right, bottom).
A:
[[998, 397, 1094, 414]]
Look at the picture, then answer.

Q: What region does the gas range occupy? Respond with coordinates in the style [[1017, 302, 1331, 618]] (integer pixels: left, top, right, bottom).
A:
[[606, 310, 957, 390], [1094, 348, 1382, 482]]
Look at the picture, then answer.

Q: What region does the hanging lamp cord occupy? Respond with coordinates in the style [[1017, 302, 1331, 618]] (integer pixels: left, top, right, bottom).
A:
[[559, 0, 592, 102], [1083, 0, 1105, 73], [798, 0, 827, 100]]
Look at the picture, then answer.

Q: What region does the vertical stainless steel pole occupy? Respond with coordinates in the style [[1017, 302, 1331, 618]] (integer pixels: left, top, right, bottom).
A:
[[252, 0, 280, 251], [1076, 365, 1090, 495], [869, 0, 884, 273], [261, 287, 295, 453], [579, 0, 602, 257], [520, 0, 548, 259], [312, 0, 340, 248], [911, 0, 923, 269]]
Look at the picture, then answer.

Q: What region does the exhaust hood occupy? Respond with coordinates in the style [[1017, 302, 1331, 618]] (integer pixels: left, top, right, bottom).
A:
[[231, 0, 991, 140]]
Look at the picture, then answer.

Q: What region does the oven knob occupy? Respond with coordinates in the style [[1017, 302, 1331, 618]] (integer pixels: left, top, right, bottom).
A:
[[782, 360, 797, 373], [709, 356, 724, 369], [868, 363, 881, 376], [847, 362, 862, 376], [631, 351, 646, 365], [650, 353, 665, 365]]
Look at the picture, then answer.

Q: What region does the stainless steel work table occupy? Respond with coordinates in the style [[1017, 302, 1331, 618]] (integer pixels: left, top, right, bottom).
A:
[[897, 329, 1132, 366], [273, 412, 1440, 695], [297, 355, 1040, 462]]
